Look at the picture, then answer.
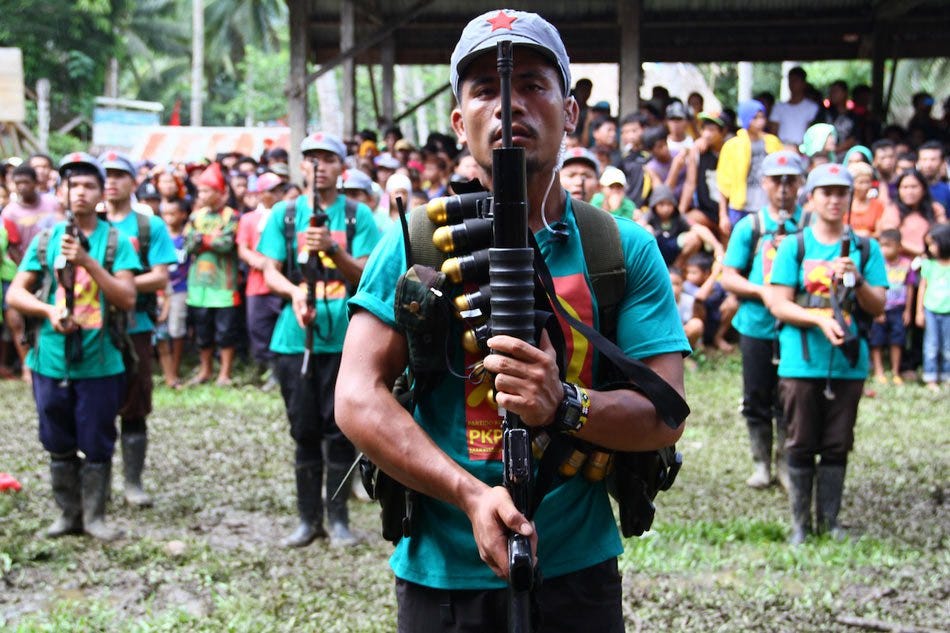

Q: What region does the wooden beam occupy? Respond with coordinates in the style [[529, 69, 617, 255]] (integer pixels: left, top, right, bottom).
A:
[[393, 83, 451, 125], [288, 0, 309, 182], [305, 0, 435, 85], [341, 0, 356, 139], [617, 0, 642, 117]]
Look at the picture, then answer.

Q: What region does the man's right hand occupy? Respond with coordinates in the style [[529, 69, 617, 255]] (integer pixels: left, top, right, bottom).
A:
[[816, 315, 845, 346], [465, 486, 536, 580], [47, 305, 77, 334], [291, 285, 310, 329]]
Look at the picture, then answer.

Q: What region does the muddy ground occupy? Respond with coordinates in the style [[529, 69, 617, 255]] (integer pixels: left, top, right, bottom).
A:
[[1, 358, 947, 632]]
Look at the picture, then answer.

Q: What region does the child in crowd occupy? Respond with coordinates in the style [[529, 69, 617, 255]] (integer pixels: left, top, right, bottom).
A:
[[869, 230, 914, 384], [642, 184, 722, 270], [684, 253, 738, 352], [847, 162, 885, 237], [591, 166, 637, 221], [155, 197, 191, 388], [916, 224, 950, 391], [670, 267, 704, 350]]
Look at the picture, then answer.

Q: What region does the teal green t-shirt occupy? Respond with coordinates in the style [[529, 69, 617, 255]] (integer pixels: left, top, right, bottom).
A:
[[348, 200, 690, 590], [723, 206, 803, 339], [769, 227, 887, 380], [589, 192, 636, 221], [920, 258, 950, 313], [257, 195, 380, 354], [19, 219, 141, 380], [111, 211, 178, 334]]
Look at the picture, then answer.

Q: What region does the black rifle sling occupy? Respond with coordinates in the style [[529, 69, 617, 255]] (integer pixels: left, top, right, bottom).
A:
[[529, 235, 689, 430], [136, 211, 151, 269]]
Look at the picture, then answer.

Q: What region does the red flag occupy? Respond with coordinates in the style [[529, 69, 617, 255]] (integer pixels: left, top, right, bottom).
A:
[[169, 99, 182, 126]]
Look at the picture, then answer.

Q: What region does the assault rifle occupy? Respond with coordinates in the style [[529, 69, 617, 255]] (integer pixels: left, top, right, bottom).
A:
[[490, 41, 536, 633], [824, 189, 858, 399], [300, 167, 328, 377], [771, 174, 792, 365], [55, 178, 86, 387]]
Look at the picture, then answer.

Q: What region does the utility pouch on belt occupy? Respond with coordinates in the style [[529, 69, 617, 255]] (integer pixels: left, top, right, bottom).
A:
[[607, 446, 682, 538], [394, 264, 451, 394], [359, 373, 416, 545]]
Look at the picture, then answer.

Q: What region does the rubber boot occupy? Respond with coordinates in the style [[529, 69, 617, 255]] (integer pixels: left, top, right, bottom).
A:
[[774, 423, 790, 493], [81, 462, 122, 542], [787, 466, 814, 546], [745, 424, 773, 489], [326, 461, 357, 547], [46, 455, 83, 537], [816, 464, 847, 540], [121, 432, 153, 507], [281, 461, 327, 547]]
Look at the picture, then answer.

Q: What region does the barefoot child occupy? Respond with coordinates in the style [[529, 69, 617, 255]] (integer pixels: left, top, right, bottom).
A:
[[916, 224, 950, 391], [155, 197, 190, 388]]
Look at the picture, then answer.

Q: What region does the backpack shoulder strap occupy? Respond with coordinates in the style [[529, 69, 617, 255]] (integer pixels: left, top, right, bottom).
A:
[[572, 200, 626, 319], [743, 210, 763, 277], [284, 200, 298, 273], [856, 234, 871, 275], [344, 198, 358, 255], [135, 212, 151, 268], [105, 227, 119, 273], [408, 206, 447, 271], [37, 229, 52, 272]]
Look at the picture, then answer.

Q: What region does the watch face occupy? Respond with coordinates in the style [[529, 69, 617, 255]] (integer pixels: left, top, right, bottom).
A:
[[562, 408, 581, 430]]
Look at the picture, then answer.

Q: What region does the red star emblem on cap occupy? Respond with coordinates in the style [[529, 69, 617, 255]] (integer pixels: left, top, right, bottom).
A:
[[69, 153, 82, 161], [105, 151, 117, 161], [829, 165, 840, 174], [312, 133, 324, 141], [777, 155, 788, 165], [487, 10, 517, 32]]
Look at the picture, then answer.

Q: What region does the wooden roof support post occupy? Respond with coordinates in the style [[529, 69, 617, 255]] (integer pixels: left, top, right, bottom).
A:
[[618, 0, 642, 117], [341, 0, 356, 141], [288, 0, 309, 183], [871, 25, 889, 124], [381, 36, 395, 131]]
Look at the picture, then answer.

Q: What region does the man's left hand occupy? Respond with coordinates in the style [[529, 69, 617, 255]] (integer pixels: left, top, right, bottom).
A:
[[483, 330, 562, 427]]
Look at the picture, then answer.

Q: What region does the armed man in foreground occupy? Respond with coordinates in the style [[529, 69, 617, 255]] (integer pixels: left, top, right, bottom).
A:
[[7, 154, 139, 541], [257, 133, 380, 547], [336, 10, 689, 632]]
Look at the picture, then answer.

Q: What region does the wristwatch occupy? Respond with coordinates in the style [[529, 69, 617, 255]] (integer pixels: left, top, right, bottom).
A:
[[551, 382, 590, 435]]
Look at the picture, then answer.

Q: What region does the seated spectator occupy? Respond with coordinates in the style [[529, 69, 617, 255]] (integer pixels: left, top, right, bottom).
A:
[[684, 253, 738, 352], [642, 184, 722, 270], [591, 166, 637, 221], [670, 266, 704, 350]]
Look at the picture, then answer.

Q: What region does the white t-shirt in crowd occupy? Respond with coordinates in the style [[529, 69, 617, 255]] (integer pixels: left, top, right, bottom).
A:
[[770, 99, 820, 145]]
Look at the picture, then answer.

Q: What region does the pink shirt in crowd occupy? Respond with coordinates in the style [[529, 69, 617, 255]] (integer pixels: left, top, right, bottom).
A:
[[237, 208, 271, 296], [2, 194, 63, 256]]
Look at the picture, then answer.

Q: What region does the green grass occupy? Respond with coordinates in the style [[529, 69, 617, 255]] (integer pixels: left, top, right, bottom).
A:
[[1, 358, 947, 632]]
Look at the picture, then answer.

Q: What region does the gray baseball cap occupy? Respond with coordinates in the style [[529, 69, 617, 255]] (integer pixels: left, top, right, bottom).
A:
[[450, 9, 571, 100], [805, 162, 853, 193], [99, 150, 137, 178], [342, 169, 374, 193], [58, 152, 106, 183], [762, 150, 805, 177], [300, 131, 346, 159], [559, 147, 600, 177], [374, 153, 401, 170]]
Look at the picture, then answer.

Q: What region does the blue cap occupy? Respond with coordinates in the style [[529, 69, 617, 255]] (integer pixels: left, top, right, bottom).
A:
[[58, 152, 106, 183], [762, 150, 805, 177], [300, 131, 346, 159], [805, 163, 853, 193], [450, 9, 571, 100], [342, 169, 374, 193], [99, 150, 137, 177], [737, 99, 766, 129]]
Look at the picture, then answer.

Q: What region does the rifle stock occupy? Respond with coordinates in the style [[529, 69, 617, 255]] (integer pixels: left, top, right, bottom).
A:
[[300, 171, 328, 377]]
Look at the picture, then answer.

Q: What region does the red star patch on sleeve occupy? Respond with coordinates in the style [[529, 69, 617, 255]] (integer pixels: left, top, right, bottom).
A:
[[487, 10, 517, 31]]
